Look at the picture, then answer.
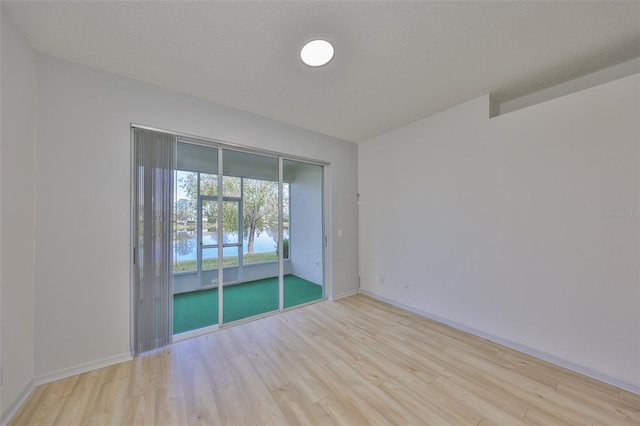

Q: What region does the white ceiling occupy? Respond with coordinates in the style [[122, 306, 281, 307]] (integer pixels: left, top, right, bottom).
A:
[[3, 1, 639, 142]]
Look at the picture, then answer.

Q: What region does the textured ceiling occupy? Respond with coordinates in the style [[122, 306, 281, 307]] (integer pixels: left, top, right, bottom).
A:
[[3, 1, 640, 142]]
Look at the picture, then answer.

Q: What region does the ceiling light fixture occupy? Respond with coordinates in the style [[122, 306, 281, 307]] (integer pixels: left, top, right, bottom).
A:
[[300, 39, 334, 67]]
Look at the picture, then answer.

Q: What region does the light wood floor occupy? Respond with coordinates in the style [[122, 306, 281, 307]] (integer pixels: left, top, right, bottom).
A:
[[10, 294, 640, 425]]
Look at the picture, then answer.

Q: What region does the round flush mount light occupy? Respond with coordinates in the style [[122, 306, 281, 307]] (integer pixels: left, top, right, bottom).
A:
[[300, 39, 334, 67]]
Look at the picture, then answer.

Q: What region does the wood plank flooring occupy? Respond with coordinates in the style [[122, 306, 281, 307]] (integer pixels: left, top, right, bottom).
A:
[[9, 294, 640, 425]]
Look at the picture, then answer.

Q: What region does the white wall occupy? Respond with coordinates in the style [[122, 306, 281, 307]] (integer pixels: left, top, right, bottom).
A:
[[290, 162, 324, 285], [34, 54, 358, 379], [0, 9, 36, 421], [358, 74, 640, 392]]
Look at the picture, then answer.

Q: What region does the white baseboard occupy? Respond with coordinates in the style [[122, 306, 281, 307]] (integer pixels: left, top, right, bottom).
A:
[[330, 287, 360, 301], [360, 289, 640, 395], [34, 352, 132, 386], [2, 352, 133, 424], [1, 378, 35, 426]]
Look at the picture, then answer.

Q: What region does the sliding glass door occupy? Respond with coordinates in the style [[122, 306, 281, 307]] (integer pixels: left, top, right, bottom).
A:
[[283, 159, 325, 308], [172, 143, 220, 334], [135, 127, 327, 348], [220, 149, 281, 323]]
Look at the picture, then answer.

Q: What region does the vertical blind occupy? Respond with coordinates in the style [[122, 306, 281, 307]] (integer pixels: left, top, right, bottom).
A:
[[133, 128, 176, 353]]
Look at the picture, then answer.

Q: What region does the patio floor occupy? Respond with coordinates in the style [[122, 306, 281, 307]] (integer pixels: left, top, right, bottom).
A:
[[173, 274, 323, 334]]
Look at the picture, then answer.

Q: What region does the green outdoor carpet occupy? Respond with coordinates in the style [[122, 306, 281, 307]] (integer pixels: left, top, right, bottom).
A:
[[173, 275, 323, 334]]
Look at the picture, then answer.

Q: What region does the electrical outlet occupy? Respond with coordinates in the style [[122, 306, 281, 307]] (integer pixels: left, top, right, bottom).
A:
[[404, 283, 410, 291], [380, 277, 384, 286]]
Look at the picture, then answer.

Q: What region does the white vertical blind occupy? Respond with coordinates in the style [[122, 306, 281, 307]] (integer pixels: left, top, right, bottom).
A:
[[133, 128, 176, 353]]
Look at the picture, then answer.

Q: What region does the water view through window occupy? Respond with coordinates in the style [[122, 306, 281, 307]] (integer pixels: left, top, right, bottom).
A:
[[173, 229, 289, 271], [173, 169, 289, 273]]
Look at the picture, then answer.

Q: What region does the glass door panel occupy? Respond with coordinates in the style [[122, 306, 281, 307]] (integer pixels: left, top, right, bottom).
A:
[[282, 159, 324, 308], [172, 143, 219, 334], [222, 149, 280, 323], [220, 198, 241, 283], [200, 197, 218, 271]]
